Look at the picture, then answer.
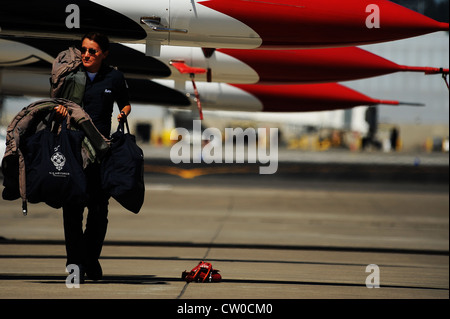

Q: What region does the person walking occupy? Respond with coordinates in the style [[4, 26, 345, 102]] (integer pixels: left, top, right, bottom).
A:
[[55, 32, 131, 281]]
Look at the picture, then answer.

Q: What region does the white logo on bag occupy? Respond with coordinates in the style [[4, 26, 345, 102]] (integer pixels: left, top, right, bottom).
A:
[[51, 145, 66, 171]]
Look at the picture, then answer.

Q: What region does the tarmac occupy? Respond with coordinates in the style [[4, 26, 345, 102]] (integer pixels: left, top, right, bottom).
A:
[[0, 148, 448, 308]]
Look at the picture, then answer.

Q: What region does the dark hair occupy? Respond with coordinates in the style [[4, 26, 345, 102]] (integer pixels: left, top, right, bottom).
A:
[[81, 32, 110, 52]]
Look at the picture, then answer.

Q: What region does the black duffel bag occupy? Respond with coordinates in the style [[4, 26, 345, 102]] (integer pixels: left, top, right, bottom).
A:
[[101, 119, 144, 214], [24, 118, 87, 209]]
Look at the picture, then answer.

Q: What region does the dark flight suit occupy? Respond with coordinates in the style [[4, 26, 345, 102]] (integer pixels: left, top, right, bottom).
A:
[[62, 64, 129, 279]]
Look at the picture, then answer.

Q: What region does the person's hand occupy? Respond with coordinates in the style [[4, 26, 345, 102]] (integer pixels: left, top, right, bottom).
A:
[[54, 105, 68, 121], [117, 105, 131, 122], [117, 111, 127, 122]]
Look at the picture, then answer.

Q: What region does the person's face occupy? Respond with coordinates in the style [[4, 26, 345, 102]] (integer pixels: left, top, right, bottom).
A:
[[81, 38, 108, 73]]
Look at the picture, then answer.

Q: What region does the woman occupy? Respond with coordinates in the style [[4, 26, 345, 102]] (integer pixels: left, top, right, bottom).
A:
[[55, 32, 131, 281]]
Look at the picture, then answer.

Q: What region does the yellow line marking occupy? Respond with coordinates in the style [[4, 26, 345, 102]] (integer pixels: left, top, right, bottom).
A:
[[144, 164, 257, 179]]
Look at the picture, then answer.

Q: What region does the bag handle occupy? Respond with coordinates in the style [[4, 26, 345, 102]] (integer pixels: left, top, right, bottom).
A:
[[41, 111, 56, 132], [43, 110, 68, 134], [117, 116, 130, 134]]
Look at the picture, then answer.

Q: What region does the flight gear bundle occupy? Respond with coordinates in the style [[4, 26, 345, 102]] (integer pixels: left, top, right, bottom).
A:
[[182, 261, 222, 283], [24, 117, 87, 209], [1, 98, 109, 215], [50, 47, 86, 106]]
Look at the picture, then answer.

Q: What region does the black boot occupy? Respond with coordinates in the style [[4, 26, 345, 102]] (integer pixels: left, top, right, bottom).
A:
[[85, 260, 103, 281]]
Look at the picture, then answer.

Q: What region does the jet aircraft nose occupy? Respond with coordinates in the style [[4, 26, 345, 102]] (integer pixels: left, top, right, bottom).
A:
[[230, 83, 405, 112], [199, 0, 449, 48]]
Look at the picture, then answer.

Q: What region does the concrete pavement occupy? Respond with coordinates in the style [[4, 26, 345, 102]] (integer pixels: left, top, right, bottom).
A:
[[0, 171, 448, 301]]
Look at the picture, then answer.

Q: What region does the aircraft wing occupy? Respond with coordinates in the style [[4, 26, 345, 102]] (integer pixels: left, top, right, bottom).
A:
[[1, 37, 447, 85], [1, 64, 417, 113]]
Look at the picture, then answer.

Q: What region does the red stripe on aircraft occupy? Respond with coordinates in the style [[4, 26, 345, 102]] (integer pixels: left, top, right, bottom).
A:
[[199, 0, 449, 48], [231, 83, 398, 112], [218, 47, 404, 84]]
